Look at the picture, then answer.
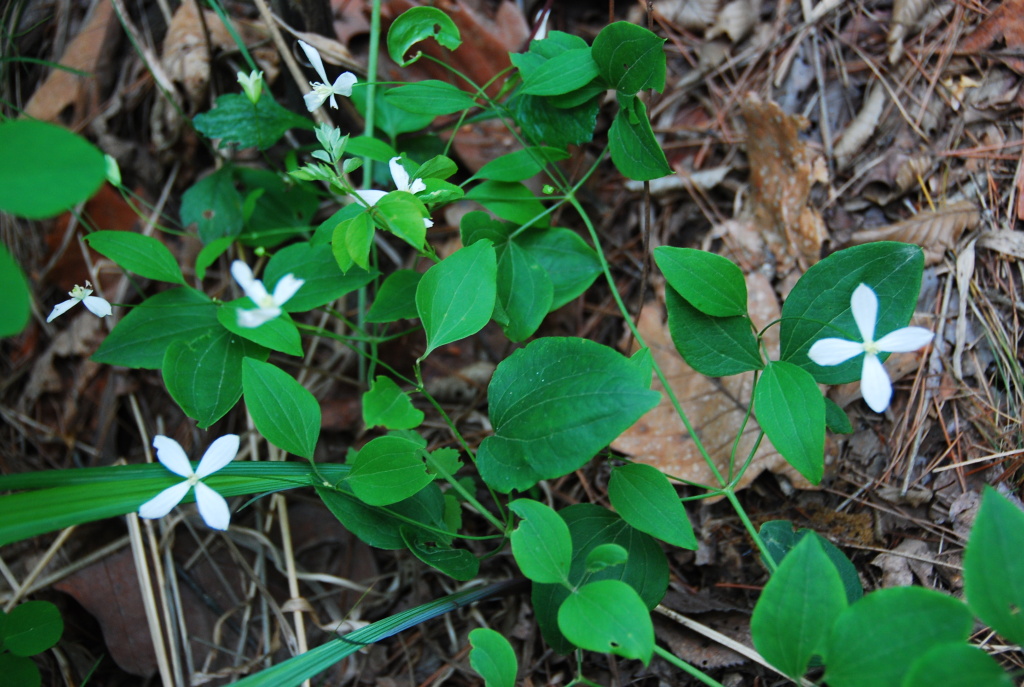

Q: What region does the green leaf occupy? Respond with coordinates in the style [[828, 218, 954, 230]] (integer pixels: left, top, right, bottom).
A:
[[751, 536, 847, 681], [193, 92, 312, 150], [181, 167, 244, 243], [235, 168, 319, 247], [92, 288, 218, 369], [195, 236, 234, 281], [263, 242, 376, 312], [508, 499, 572, 584], [348, 435, 433, 506], [242, 359, 320, 458], [591, 22, 666, 95], [0, 654, 39, 687], [385, 80, 477, 115], [585, 543, 629, 572], [532, 504, 668, 653], [376, 192, 431, 249], [351, 87, 434, 140], [345, 135, 398, 162], [217, 303, 303, 356], [0, 243, 31, 337], [754, 361, 825, 484], [665, 287, 763, 376], [315, 481, 447, 550], [824, 396, 853, 434], [4, 601, 63, 656], [415, 155, 459, 180], [758, 521, 862, 604], [367, 270, 422, 323], [780, 242, 925, 383], [903, 643, 1014, 687], [85, 231, 185, 284], [516, 227, 601, 310], [558, 580, 653, 663], [477, 338, 659, 493], [465, 181, 547, 227], [964, 487, 1024, 646], [608, 96, 671, 181], [653, 246, 746, 317], [387, 6, 462, 66], [520, 48, 600, 96], [0, 120, 105, 219], [469, 628, 518, 687], [496, 241, 553, 341], [416, 240, 497, 357], [608, 463, 697, 549], [473, 147, 569, 182], [333, 212, 374, 271], [510, 93, 599, 149], [823, 587, 973, 687], [425, 447, 462, 477], [400, 528, 479, 580], [363, 376, 424, 430], [163, 328, 267, 428]]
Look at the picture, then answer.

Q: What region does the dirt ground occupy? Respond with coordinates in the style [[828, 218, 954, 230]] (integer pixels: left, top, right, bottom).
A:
[[2, 0, 1024, 685]]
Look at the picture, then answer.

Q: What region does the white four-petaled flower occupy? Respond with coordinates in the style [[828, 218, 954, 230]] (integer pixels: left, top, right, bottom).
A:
[[138, 434, 239, 530], [298, 40, 357, 112], [46, 281, 112, 322], [808, 283, 934, 413], [351, 157, 433, 227], [231, 260, 304, 328]]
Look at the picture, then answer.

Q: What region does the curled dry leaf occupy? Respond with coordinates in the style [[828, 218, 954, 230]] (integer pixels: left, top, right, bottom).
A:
[[887, 0, 933, 64], [960, 0, 1024, 74], [845, 200, 979, 265], [654, 0, 721, 31], [706, 0, 760, 43], [611, 275, 814, 492], [834, 82, 887, 167]]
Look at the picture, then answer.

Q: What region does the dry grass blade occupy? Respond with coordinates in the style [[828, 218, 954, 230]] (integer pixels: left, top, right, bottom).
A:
[[887, 0, 933, 63], [845, 200, 980, 265]]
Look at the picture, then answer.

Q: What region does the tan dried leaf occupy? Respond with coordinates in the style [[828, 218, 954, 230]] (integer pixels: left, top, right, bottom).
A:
[[888, 0, 933, 63], [960, 0, 1024, 73], [656, 0, 721, 30], [834, 82, 887, 166], [845, 200, 979, 265], [706, 0, 760, 43], [612, 275, 813, 492]]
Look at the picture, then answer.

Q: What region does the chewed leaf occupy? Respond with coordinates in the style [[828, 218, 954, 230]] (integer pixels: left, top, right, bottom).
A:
[[387, 7, 461, 66]]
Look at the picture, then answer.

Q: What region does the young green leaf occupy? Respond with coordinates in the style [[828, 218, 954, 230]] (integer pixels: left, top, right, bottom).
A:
[[85, 231, 185, 284], [0, 653, 39, 687], [665, 287, 763, 376], [181, 167, 244, 243], [824, 396, 853, 434], [608, 463, 697, 549], [416, 240, 497, 357], [751, 535, 847, 681], [193, 92, 312, 150], [520, 48, 600, 96], [653, 246, 746, 317], [473, 147, 570, 182], [477, 338, 659, 493], [508, 499, 572, 584], [3, 601, 63, 656], [375, 192, 431, 249], [367, 270, 422, 323], [0, 120, 105, 219], [591, 22, 666, 95], [362, 376, 424, 430], [469, 628, 518, 687], [401, 528, 479, 581], [385, 81, 477, 115], [217, 303, 303, 357], [823, 587, 973, 687], [387, 6, 461, 66], [903, 643, 1014, 687], [964, 487, 1024, 646], [557, 580, 653, 663], [759, 521, 862, 604], [465, 181, 548, 227], [195, 236, 234, 281], [263, 242, 376, 311], [515, 227, 601, 310], [0, 243, 31, 337], [496, 241, 553, 341], [584, 543, 628, 573], [315, 481, 448, 550], [348, 435, 432, 506], [242, 359, 321, 458], [754, 361, 825, 484], [608, 96, 671, 181]]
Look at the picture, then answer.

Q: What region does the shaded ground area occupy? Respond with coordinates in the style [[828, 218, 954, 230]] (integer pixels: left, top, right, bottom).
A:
[[2, 0, 1024, 684]]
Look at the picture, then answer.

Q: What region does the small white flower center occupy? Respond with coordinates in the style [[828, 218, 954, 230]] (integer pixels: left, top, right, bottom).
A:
[[311, 82, 332, 96], [70, 283, 92, 299], [256, 294, 276, 309], [187, 474, 200, 487], [863, 340, 879, 356]]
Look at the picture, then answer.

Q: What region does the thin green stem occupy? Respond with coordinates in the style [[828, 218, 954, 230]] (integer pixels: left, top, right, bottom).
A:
[[652, 645, 726, 687], [723, 488, 776, 574]]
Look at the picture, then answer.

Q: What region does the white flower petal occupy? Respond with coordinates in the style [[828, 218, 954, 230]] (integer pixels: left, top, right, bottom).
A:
[[153, 436, 195, 477], [298, 39, 329, 84], [272, 274, 305, 307], [194, 482, 231, 530], [389, 157, 411, 191], [331, 72, 357, 98], [237, 307, 279, 328], [352, 189, 387, 207], [195, 434, 239, 478], [423, 217, 434, 228], [860, 353, 893, 413], [138, 481, 192, 519], [304, 90, 328, 112], [850, 283, 878, 342], [82, 295, 112, 318], [808, 338, 864, 366], [231, 261, 271, 305], [408, 178, 426, 194], [875, 326, 934, 353], [46, 297, 80, 322]]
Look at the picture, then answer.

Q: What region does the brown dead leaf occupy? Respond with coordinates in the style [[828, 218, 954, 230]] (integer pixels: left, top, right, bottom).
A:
[[833, 82, 887, 167], [741, 94, 827, 272], [960, 0, 1024, 73], [872, 539, 934, 587], [654, 612, 748, 670], [612, 275, 813, 492], [24, 1, 121, 124], [654, 0, 720, 31], [845, 201, 979, 265], [887, 0, 931, 64]]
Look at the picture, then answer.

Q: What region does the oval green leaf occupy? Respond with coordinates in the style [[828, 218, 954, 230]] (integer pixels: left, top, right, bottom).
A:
[[349, 435, 432, 506], [608, 97, 671, 181], [362, 376, 424, 430], [416, 240, 497, 357], [4, 600, 63, 656], [964, 486, 1024, 646], [242, 359, 320, 458], [754, 361, 825, 484], [557, 580, 653, 663], [665, 287, 763, 376], [608, 463, 697, 549], [653, 246, 746, 317], [903, 643, 1014, 687], [264, 242, 376, 312], [469, 628, 518, 687], [508, 499, 572, 584], [385, 80, 477, 115], [85, 231, 185, 284], [0, 244, 31, 337], [591, 22, 666, 95]]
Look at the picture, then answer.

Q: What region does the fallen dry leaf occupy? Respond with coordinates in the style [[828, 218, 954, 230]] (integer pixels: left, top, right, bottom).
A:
[[833, 82, 887, 166], [612, 275, 813, 492], [960, 0, 1024, 73], [887, 0, 931, 64], [845, 200, 979, 265]]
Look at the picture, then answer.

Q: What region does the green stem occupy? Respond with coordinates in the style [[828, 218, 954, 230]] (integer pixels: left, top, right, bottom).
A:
[[724, 488, 776, 574], [653, 645, 726, 687]]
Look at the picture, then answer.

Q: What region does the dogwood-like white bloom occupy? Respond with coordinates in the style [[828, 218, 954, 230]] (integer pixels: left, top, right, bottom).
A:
[[351, 157, 433, 227], [46, 281, 112, 322], [138, 434, 239, 530], [298, 40, 357, 111], [231, 260, 304, 328], [808, 283, 934, 413]]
